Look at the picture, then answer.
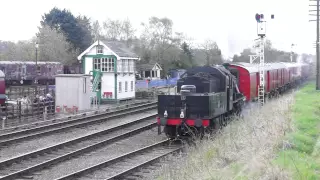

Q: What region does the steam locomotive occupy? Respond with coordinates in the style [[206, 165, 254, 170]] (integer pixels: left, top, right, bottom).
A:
[[157, 62, 311, 139], [157, 65, 246, 138]]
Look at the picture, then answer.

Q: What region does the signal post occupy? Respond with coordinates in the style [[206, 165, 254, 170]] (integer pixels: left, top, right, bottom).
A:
[[251, 13, 274, 106]]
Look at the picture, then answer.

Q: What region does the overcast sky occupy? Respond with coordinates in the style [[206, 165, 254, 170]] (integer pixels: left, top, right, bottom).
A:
[[0, 0, 315, 58]]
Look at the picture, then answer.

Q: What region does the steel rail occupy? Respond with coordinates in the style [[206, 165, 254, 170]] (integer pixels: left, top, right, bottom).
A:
[[0, 114, 157, 180], [0, 102, 157, 146], [55, 139, 178, 180], [1, 100, 152, 130], [105, 147, 182, 180]]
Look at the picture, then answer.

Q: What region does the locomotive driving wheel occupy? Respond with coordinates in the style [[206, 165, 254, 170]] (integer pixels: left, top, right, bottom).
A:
[[164, 125, 177, 140]]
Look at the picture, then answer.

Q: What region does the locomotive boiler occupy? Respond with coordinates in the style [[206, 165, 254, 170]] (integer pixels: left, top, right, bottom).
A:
[[157, 65, 246, 139]]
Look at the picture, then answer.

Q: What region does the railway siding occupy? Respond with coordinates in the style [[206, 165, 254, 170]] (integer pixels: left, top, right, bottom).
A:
[[0, 105, 156, 162], [0, 125, 169, 180], [0, 100, 154, 133]]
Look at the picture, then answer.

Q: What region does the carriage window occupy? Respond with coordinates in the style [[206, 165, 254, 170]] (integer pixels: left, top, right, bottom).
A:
[[17, 65, 21, 73], [22, 66, 26, 74], [125, 81, 128, 92], [0, 67, 5, 73]]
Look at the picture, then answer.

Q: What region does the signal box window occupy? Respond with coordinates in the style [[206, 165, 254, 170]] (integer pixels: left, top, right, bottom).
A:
[[94, 58, 101, 70], [97, 45, 103, 54], [119, 82, 122, 93], [100, 58, 115, 72]]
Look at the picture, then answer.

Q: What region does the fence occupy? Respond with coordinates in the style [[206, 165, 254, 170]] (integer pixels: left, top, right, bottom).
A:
[[6, 85, 55, 100], [0, 99, 153, 130]]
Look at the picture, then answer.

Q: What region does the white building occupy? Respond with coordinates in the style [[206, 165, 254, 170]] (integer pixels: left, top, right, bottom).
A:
[[77, 40, 140, 102], [136, 62, 162, 80]]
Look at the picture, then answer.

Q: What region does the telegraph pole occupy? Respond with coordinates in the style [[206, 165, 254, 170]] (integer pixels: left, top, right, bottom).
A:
[[290, 44, 296, 62], [309, 0, 320, 90]]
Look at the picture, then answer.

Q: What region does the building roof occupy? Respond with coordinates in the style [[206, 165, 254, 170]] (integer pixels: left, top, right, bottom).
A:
[[136, 62, 162, 71], [102, 41, 139, 58], [77, 40, 140, 60]]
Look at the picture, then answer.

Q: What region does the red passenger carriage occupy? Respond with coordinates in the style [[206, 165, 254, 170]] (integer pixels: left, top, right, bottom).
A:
[[227, 62, 309, 102]]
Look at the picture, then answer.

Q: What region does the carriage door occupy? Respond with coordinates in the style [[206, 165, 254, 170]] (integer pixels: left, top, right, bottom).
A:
[[22, 65, 26, 79], [267, 71, 270, 92], [20, 65, 27, 84]]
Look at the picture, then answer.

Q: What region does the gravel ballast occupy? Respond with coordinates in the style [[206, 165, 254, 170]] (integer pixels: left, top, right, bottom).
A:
[[0, 109, 156, 162]]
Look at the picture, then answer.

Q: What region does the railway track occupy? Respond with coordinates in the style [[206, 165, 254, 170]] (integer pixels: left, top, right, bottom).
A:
[[0, 113, 161, 180], [56, 140, 182, 180], [0, 101, 157, 146], [1, 101, 152, 130]]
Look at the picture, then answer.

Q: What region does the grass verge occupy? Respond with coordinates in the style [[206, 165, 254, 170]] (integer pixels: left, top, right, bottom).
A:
[[275, 83, 320, 179]]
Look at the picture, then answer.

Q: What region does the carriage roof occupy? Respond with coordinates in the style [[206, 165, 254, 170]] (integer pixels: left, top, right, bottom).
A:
[[0, 61, 61, 65]]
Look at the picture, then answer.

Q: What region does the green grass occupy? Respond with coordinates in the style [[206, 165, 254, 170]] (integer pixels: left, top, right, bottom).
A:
[[275, 83, 320, 179]]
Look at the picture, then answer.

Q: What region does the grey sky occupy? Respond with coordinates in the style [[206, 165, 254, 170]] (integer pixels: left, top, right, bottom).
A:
[[0, 0, 315, 58]]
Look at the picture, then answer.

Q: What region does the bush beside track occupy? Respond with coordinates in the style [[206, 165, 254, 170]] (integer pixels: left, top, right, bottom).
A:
[[146, 82, 320, 180]]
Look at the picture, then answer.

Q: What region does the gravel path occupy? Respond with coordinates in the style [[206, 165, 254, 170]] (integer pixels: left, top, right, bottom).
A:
[[0, 109, 156, 162], [30, 128, 167, 180]]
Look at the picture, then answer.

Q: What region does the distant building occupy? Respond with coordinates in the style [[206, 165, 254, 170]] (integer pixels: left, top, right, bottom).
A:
[[77, 40, 140, 102], [136, 62, 162, 80]]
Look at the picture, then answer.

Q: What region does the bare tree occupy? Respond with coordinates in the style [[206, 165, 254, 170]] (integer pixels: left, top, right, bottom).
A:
[[38, 24, 79, 65], [0, 40, 35, 61], [103, 18, 123, 40], [200, 39, 223, 65], [92, 20, 102, 42], [140, 17, 183, 63], [121, 18, 136, 45]]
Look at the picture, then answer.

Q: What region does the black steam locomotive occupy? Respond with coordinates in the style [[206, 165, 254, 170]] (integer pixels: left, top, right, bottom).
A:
[[157, 65, 246, 139]]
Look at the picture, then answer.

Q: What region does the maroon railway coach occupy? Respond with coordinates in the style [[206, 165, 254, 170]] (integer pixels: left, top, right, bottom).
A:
[[227, 62, 309, 102]]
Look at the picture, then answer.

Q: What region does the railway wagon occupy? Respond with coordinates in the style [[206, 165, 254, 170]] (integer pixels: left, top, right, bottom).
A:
[[225, 62, 310, 102], [157, 65, 245, 138], [0, 61, 81, 86]]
